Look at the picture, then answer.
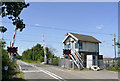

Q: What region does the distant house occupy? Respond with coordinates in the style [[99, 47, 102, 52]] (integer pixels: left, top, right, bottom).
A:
[[62, 32, 102, 68]]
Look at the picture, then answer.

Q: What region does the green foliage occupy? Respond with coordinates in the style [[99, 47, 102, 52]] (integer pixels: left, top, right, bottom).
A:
[[107, 66, 120, 72], [1, 40, 18, 79], [50, 56, 59, 65], [2, 49, 16, 79], [0, 38, 6, 48], [117, 42, 120, 46], [0, 26, 7, 33], [15, 54, 22, 60], [1, 2, 29, 32], [22, 43, 54, 62]]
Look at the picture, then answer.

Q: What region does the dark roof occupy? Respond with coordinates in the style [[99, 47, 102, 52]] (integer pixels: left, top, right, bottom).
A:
[[70, 33, 101, 43]]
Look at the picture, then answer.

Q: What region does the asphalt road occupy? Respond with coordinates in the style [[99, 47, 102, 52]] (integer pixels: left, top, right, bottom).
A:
[[17, 60, 119, 81]]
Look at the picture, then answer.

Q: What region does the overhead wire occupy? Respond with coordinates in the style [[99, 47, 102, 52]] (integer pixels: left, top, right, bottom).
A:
[[1, 20, 114, 36], [1, 20, 115, 48]]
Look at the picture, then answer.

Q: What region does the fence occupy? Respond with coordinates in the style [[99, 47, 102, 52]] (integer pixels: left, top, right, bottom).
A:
[[59, 58, 119, 70], [59, 58, 73, 69], [103, 58, 118, 69]]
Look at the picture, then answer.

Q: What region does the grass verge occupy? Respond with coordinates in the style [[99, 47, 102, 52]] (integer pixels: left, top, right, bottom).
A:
[[22, 59, 42, 65], [107, 66, 120, 72], [2, 63, 25, 81]]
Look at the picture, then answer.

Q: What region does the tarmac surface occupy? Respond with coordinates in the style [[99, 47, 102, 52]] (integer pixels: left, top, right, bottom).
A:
[[17, 60, 119, 81]]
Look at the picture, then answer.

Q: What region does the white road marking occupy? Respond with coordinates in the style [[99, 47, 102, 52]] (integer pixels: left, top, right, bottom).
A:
[[18, 60, 66, 81], [22, 70, 42, 73], [19, 65, 22, 71], [17, 60, 22, 71], [33, 65, 66, 81], [40, 70, 60, 80]]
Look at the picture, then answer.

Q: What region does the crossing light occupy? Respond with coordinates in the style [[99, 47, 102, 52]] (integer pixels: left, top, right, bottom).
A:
[[63, 49, 71, 55], [7, 47, 18, 54]]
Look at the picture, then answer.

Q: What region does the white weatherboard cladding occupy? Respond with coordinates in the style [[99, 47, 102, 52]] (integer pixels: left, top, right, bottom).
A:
[[63, 35, 99, 53], [66, 38, 70, 44], [70, 37, 74, 42], [87, 55, 93, 68], [80, 42, 98, 52], [64, 36, 77, 48], [75, 42, 79, 51]]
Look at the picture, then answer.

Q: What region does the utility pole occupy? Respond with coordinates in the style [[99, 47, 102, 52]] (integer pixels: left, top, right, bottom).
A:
[[114, 34, 117, 58], [42, 34, 47, 64]]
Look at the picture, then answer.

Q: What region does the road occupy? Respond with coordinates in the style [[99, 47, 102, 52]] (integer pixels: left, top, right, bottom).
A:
[[17, 60, 119, 81]]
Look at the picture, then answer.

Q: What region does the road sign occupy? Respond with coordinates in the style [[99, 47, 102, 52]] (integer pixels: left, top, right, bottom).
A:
[[7, 47, 18, 55], [4, 66, 8, 71], [65, 56, 68, 59]]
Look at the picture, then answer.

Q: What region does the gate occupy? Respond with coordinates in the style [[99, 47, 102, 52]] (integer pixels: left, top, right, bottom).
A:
[[59, 58, 73, 69]]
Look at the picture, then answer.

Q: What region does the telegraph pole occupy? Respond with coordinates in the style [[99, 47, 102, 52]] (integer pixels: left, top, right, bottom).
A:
[[42, 34, 47, 64], [114, 34, 117, 58]]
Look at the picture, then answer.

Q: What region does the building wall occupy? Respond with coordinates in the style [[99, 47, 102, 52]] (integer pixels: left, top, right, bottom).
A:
[[64, 36, 76, 49], [79, 42, 99, 52], [64, 36, 99, 53], [63, 35, 100, 68]]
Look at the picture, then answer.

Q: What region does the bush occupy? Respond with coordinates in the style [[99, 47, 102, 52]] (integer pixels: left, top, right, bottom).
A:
[[2, 49, 16, 79], [51, 57, 59, 65], [40, 56, 44, 62], [107, 66, 120, 72]]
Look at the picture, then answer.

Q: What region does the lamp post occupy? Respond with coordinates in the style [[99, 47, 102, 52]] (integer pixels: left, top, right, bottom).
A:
[[0, 26, 7, 81]]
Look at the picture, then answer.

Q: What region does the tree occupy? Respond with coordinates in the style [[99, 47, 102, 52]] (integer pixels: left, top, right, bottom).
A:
[[22, 43, 55, 62], [1, 1, 29, 32], [0, 38, 6, 48]]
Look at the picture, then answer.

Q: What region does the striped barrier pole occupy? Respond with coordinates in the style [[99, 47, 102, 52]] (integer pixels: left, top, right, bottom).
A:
[[42, 34, 47, 64]]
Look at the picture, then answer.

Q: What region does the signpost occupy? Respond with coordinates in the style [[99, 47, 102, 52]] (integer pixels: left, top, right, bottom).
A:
[[63, 49, 71, 61]]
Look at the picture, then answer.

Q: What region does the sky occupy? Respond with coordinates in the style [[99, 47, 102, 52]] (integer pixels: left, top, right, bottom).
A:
[[1, 2, 118, 57]]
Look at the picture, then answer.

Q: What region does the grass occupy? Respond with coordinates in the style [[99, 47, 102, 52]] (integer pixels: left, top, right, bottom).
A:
[[2, 64, 25, 81], [107, 66, 120, 72], [12, 69, 25, 80], [22, 59, 42, 65], [2, 58, 25, 81], [22, 58, 59, 65]]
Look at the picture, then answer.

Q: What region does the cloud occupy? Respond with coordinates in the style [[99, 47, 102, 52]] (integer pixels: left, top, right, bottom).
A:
[[20, 48, 24, 52], [96, 25, 104, 30], [35, 24, 40, 26]]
